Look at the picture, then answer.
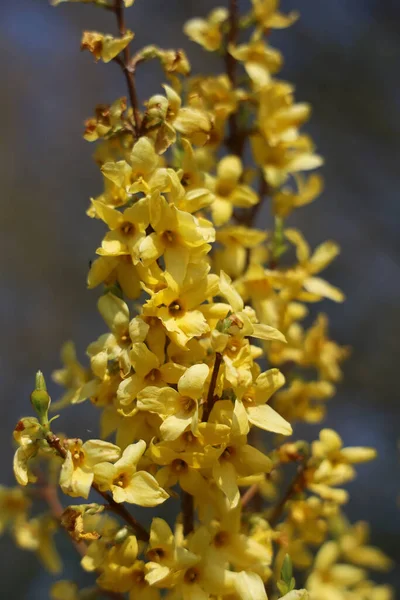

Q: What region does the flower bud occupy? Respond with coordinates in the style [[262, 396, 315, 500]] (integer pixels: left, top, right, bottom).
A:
[[30, 370, 51, 423]]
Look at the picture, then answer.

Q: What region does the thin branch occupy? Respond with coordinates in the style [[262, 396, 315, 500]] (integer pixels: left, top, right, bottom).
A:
[[113, 0, 141, 136], [38, 478, 87, 557], [181, 490, 194, 537], [45, 432, 150, 542], [241, 483, 259, 508], [225, 0, 241, 155], [268, 464, 306, 528], [96, 484, 149, 542], [203, 352, 223, 421]]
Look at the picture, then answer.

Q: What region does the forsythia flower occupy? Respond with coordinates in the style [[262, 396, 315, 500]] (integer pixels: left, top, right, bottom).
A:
[[81, 30, 134, 63], [94, 440, 169, 505]]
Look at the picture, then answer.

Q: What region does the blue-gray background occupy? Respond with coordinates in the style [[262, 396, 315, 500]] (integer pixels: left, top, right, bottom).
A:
[[0, 0, 399, 597]]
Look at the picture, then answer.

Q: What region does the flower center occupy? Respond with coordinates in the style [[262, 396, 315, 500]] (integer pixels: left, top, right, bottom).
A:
[[242, 387, 256, 406], [180, 396, 196, 414], [184, 567, 200, 584], [162, 230, 177, 246], [213, 530, 230, 547], [120, 221, 135, 236], [145, 368, 162, 384], [147, 547, 166, 562], [113, 472, 129, 488], [171, 459, 188, 474], [221, 446, 236, 461], [168, 300, 184, 316], [132, 570, 146, 586]]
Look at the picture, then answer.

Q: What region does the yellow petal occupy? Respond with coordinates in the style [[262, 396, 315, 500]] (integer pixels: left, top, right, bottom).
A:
[[233, 571, 267, 600], [212, 461, 240, 508], [178, 364, 209, 400], [124, 471, 169, 506], [219, 270, 244, 312], [247, 404, 292, 436]]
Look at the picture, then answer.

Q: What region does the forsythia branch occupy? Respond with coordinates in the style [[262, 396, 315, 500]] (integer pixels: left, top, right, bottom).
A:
[[45, 432, 150, 542]]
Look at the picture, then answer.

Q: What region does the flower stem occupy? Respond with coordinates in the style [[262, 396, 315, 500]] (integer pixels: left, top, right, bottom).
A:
[[225, 0, 242, 156], [268, 464, 306, 527], [203, 352, 222, 421], [45, 432, 150, 542], [113, 0, 141, 136], [181, 490, 194, 537]]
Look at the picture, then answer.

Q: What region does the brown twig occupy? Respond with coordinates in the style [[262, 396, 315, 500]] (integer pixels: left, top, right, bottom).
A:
[[241, 483, 259, 508], [225, 0, 241, 155], [203, 352, 223, 421], [38, 479, 87, 557], [268, 464, 306, 528], [113, 0, 141, 136], [45, 432, 150, 542], [181, 490, 194, 537]]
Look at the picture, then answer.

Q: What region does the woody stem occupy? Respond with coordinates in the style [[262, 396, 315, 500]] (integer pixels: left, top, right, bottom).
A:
[[45, 432, 149, 542], [114, 0, 141, 136], [203, 352, 223, 421], [181, 490, 194, 537], [225, 0, 242, 155], [268, 464, 306, 527]]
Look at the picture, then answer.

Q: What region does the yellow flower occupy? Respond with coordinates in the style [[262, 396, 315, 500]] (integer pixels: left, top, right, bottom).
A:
[[306, 541, 366, 600], [258, 81, 311, 146], [149, 439, 218, 499], [13, 417, 43, 486], [184, 8, 228, 52], [234, 368, 292, 436], [148, 525, 238, 599], [117, 342, 184, 406], [275, 379, 335, 424], [87, 292, 143, 380], [251, 0, 299, 30], [273, 174, 323, 218], [283, 228, 345, 303], [139, 191, 215, 284], [50, 581, 79, 600], [339, 521, 393, 571], [137, 364, 209, 441], [92, 197, 149, 264], [94, 440, 169, 506], [101, 136, 160, 196], [51, 342, 92, 409], [302, 315, 350, 382], [229, 38, 282, 90], [0, 485, 30, 534], [60, 437, 121, 498], [307, 429, 376, 503], [81, 30, 134, 63], [14, 515, 62, 573], [143, 264, 219, 348], [206, 155, 259, 226], [145, 517, 199, 585], [143, 85, 212, 153], [214, 226, 267, 279], [87, 254, 162, 299], [208, 508, 272, 576], [207, 415, 273, 507], [251, 132, 323, 188]]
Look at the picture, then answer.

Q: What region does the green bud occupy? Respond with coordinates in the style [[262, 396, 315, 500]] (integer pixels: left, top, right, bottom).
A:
[[281, 554, 293, 584], [30, 370, 51, 424], [35, 370, 47, 392]]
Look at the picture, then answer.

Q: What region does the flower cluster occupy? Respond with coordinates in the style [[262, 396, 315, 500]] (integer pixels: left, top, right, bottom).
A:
[[3, 1, 393, 599]]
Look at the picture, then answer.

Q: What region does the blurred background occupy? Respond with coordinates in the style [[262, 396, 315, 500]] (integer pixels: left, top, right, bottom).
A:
[[0, 0, 399, 596]]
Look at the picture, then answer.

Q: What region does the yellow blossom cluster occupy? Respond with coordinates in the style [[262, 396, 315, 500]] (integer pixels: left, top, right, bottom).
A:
[[3, 1, 393, 599]]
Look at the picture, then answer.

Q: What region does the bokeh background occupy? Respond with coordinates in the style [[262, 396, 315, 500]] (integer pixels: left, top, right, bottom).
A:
[[0, 0, 399, 596]]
